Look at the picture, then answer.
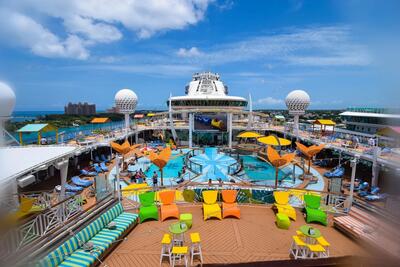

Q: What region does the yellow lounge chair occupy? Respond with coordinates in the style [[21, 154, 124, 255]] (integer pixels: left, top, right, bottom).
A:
[[202, 190, 222, 221], [273, 191, 296, 221]]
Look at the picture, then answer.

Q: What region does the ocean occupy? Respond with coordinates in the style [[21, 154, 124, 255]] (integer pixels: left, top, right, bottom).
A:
[[12, 111, 64, 122]]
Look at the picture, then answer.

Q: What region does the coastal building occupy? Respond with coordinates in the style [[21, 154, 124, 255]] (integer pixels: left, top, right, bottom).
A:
[[340, 107, 400, 134], [64, 102, 96, 115]]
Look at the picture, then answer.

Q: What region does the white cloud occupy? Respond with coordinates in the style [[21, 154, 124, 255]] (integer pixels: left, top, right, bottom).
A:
[[183, 26, 371, 67], [257, 97, 284, 105], [177, 47, 203, 57], [0, 0, 213, 59], [0, 9, 88, 59]]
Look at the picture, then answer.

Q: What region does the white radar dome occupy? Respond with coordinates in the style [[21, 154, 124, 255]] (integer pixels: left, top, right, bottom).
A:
[[0, 82, 16, 118], [285, 90, 310, 114], [114, 89, 138, 114]]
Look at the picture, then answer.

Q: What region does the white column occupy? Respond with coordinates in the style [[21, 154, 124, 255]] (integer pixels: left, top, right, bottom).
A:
[[371, 146, 381, 187], [124, 113, 130, 139], [135, 131, 139, 143], [247, 94, 253, 130], [228, 113, 233, 149], [294, 114, 299, 138], [348, 156, 359, 210], [56, 160, 69, 200], [115, 155, 121, 202], [189, 113, 193, 148]]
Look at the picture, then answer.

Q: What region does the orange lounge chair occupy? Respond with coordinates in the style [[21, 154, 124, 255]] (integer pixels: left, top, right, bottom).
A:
[[160, 190, 180, 221], [221, 190, 240, 219]]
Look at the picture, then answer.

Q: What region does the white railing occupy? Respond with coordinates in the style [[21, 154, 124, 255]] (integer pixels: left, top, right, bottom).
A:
[[0, 194, 84, 259]]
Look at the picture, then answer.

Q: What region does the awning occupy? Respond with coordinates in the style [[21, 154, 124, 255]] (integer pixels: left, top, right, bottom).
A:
[[258, 135, 291, 146], [91, 117, 110, 123], [17, 123, 57, 133], [0, 146, 77, 186], [237, 131, 263, 138], [274, 115, 285, 120], [134, 114, 144, 119], [313, 119, 336, 126]]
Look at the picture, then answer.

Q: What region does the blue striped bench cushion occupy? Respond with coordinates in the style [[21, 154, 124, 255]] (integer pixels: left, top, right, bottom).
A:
[[37, 237, 80, 267], [100, 203, 124, 225], [59, 248, 102, 267], [75, 218, 104, 244]]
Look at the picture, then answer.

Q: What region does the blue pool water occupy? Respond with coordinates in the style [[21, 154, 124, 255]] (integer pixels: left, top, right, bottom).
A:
[[241, 155, 288, 182], [144, 153, 185, 179]]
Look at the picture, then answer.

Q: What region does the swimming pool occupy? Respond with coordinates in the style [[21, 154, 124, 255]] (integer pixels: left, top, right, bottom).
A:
[[241, 155, 286, 181], [144, 153, 186, 179]]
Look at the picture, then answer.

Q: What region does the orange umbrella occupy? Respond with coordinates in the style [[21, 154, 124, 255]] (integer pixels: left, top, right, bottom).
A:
[[147, 147, 172, 186], [296, 142, 325, 174], [266, 146, 295, 188]]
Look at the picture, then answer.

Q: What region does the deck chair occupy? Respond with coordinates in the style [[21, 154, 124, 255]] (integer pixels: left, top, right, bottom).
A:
[[273, 191, 297, 221], [304, 194, 328, 226], [202, 190, 222, 220], [71, 176, 93, 187], [139, 191, 159, 223], [159, 190, 180, 221], [221, 190, 240, 219]]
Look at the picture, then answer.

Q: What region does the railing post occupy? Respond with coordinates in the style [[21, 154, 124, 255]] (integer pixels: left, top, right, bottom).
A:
[[348, 156, 359, 211]]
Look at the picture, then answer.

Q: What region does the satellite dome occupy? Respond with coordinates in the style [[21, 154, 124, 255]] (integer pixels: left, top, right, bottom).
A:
[[285, 90, 310, 114], [0, 82, 16, 118], [115, 89, 138, 114]]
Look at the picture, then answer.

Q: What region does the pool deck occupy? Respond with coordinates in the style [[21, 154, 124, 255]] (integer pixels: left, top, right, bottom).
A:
[[104, 204, 368, 266]]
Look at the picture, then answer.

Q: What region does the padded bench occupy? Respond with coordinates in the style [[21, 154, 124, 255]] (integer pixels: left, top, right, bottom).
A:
[[36, 203, 138, 267]]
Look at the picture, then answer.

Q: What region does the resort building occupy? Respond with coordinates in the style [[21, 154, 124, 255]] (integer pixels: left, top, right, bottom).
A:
[[340, 107, 400, 134], [64, 102, 96, 115]]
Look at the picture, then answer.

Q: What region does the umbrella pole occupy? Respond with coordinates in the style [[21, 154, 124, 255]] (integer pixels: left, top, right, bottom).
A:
[[160, 168, 164, 186], [275, 167, 279, 188]]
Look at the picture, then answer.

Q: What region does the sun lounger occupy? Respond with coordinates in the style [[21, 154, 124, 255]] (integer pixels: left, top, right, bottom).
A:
[[304, 194, 327, 226], [80, 169, 97, 176], [202, 190, 222, 220], [273, 191, 296, 221], [93, 163, 103, 173], [139, 191, 159, 223], [56, 184, 83, 192], [100, 162, 109, 172], [72, 176, 93, 187], [100, 154, 110, 163], [159, 190, 180, 221], [94, 155, 102, 163], [221, 190, 240, 219]]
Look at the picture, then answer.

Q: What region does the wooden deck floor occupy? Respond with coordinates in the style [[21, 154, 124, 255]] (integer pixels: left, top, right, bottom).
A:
[[104, 204, 367, 266]]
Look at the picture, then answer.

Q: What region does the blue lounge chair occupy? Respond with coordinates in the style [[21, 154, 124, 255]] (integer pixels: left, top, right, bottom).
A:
[[94, 155, 102, 163], [100, 162, 109, 172], [56, 184, 83, 192], [93, 163, 103, 173], [72, 176, 93, 187], [355, 182, 369, 192], [324, 167, 344, 178], [80, 169, 97, 176], [100, 154, 110, 163], [364, 193, 388, 202]]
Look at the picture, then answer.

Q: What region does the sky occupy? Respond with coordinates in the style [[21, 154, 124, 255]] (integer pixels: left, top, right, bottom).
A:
[[0, 0, 399, 111]]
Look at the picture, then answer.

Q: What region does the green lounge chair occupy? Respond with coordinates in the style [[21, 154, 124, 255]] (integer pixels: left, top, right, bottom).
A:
[[304, 195, 328, 226], [139, 191, 159, 223]]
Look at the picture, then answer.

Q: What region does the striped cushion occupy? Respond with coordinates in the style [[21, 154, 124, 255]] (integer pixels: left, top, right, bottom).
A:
[[75, 218, 103, 244], [37, 237, 80, 267], [100, 203, 124, 225], [60, 249, 101, 267]]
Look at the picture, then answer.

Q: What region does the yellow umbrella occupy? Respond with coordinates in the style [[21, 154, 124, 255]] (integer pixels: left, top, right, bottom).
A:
[[237, 131, 263, 138], [257, 135, 291, 146], [147, 113, 155, 117]]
